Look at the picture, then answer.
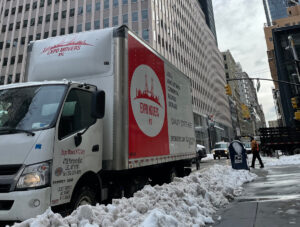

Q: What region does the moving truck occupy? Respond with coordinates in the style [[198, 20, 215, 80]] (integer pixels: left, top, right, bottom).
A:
[[0, 26, 196, 221]]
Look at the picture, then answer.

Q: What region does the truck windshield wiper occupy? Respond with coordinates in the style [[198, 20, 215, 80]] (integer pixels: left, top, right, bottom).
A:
[[0, 127, 35, 136]]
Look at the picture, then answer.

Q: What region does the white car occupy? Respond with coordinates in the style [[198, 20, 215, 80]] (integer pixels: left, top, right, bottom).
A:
[[212, 142, 230, 159]]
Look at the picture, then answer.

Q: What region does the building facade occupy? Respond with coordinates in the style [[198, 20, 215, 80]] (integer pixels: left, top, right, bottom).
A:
[[264, 4, 300, 127], [198, 0, 217, 42], [0, 0, 232, 148], [263, 0, 299, 24]]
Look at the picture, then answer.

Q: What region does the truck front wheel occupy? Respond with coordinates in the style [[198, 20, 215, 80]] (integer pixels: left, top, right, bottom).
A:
[[71, 186, 96, 209]]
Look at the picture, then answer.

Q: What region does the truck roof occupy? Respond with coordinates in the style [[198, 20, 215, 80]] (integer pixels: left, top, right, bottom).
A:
[[0, 80, 70, 90]]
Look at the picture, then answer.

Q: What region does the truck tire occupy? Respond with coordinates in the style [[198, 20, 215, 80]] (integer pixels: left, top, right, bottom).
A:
[[293, 147, 300, 155], [71, 186, 96, 209], [166, 167, 177, 183]]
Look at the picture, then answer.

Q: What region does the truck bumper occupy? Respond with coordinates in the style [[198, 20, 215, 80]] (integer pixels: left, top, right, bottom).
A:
[[0, 187, 51, 221]]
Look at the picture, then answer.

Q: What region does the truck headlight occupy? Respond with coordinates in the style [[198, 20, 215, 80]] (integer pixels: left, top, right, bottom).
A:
[[16, 162, 50, 189]]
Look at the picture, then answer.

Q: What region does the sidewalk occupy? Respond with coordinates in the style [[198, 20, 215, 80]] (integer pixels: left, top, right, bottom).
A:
[[212, 165, 300, 227]]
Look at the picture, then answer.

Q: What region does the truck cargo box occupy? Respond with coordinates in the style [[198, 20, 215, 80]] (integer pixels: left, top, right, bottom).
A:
[[26, 26, 196, 171]]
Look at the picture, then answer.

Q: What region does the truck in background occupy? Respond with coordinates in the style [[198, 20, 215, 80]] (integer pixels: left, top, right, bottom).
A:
[[259, 127, 300, 155], [0, 26, 196, 221]]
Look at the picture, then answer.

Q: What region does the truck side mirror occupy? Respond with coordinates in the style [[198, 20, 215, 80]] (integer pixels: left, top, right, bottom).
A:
[[91, 90, 105, 119]]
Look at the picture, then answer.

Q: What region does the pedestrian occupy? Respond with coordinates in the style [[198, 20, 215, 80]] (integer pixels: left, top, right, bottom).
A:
[[250, 137, 264, 168]]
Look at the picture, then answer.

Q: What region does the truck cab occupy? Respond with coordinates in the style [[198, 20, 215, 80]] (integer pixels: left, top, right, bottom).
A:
[[0, 81, 104, 220]]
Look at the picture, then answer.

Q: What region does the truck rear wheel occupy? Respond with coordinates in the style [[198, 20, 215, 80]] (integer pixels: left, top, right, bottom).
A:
[[71, 186, 96, 209]]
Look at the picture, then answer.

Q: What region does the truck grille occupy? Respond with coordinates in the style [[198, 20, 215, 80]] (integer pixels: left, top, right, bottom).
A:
[[0, 184, 11, 193], [0, 200, 14, 210], [0, 165, 22, 176]]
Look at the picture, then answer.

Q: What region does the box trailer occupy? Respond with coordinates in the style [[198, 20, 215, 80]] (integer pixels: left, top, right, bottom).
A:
[[0, 26, 196, 221]]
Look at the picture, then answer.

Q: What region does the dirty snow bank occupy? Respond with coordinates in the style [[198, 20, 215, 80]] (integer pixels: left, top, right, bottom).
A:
[[263, 154, 300, 166], [14, 165, 256, 227]]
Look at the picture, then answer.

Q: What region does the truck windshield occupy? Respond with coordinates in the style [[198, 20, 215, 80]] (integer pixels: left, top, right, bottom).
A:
[[0, 85, 66, 132]]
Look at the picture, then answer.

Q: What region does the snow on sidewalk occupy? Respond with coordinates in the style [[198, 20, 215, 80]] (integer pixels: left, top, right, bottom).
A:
[[14, 165, 256, 227], [263, 154, 300, 166]]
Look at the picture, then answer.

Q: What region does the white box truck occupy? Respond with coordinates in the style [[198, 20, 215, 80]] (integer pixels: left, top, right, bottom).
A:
[[0, 26, 196, 221]]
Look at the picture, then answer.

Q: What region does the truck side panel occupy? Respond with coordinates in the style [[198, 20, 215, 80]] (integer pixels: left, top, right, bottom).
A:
[[127, 32, 196, 169]]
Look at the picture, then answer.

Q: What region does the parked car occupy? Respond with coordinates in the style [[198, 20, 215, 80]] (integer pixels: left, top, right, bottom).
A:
[[243, 142, 252, 154], [212, 142, 230, 159]]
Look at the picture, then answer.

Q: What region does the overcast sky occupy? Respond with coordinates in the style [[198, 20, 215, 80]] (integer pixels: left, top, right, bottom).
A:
[[212, 0, 277, 124]]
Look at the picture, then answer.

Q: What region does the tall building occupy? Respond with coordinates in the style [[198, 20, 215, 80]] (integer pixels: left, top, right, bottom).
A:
[[198, 0, 217, 42], [0, 0, 232, 148], [264, 4, 300, 127], [263, 0, 299, 24]]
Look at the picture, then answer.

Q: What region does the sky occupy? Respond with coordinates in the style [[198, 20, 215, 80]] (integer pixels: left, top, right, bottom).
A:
[[212, 0, 277, 124]]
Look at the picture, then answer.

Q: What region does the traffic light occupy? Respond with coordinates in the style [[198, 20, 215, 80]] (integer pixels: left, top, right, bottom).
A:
[[225, 84, 232, 96], [295, 110, 300, 121], [291, 97, 298, 109]]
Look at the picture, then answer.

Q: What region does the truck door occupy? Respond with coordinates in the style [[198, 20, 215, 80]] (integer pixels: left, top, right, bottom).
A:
[[51, 86, 102, 206]]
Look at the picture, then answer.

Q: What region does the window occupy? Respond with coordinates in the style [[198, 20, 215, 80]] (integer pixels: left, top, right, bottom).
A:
[[30, 18, 35, 26], [3, 58, 8, 66], [48, 0, 52, 5], [1, 25, 6, 33], [142, 29, 149, 40], [7, 75, 12, 84], [85, 22, 91, 31], [69, 26, 74, 34], [15, 74, 20, 83], [0, 42, 3, 49], [9, 23, 14, 31], [103, 18, 109, 28], [18, 55, 23, 63], [40, 0, 45, 7], [70, 8, 75, 17], [23, 20, 28, 28], [132, 0, 137, 3], [78, 6, 83, 15], [46, 14, 51, 22], [58, 89, 95, 139], [123, 0, 128, 4], [86, 4, 92, 12], [44, 32, 49, 38], [16, 22, 21, 29], [0, 76, 4, 85], [94, 20, 100, 29], [10, 56, 16, 65], [142, 9, 148, 20], [96, 2, 101, 11], [28, 35, 33, 42], [225, 64, 228, 69], [52, 30, 57, 37], [132, 12, 138, 22], [38, 16, 43, 24], [104, 0, 109, 9], [4, 9, 9, 17], [18, 5, 23, 13], [11, 7, 16, 15], [113, 16, 118, 26], [32, 2, 37, 9], [77, 24, 82, 32], [123, 14, 128, 24], [60, 28, 65, 35], [113, 0, 118, 7], [21, 37, 26, 45], [54, 12, 59, 20], [62, 10, 67, 19], [25, 3, 30, 11]]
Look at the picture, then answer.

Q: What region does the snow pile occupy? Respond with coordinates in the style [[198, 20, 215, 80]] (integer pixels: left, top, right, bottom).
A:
[[14, 165, 256, 227], [263, 154, 300, 166], [202, 154, 214, 161]]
